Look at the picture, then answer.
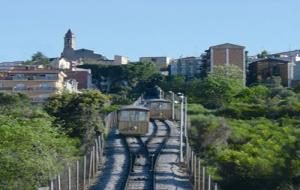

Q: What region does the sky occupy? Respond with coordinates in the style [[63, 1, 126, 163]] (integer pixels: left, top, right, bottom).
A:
[[0, 0, 300, 62]]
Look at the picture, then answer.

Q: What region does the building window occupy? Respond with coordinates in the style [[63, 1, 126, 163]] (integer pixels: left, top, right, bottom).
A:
[[272, 66, 280, 76], [15, 84, 26, 91]]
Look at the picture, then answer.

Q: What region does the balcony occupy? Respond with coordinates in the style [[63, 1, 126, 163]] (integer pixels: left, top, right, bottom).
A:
[[0, 87, 13, 91], [0, 86, 58, 93], [14, 87, 57, 92], [6, 76, 58, 81]]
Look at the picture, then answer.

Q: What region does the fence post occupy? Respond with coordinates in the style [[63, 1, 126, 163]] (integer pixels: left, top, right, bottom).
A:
[[98, 135, 102, 165], [95, 139, 99, 169], [191, 151, 194, 175], [194, 156, 197, 190], [189, 146, 192, 172], [186, 144, 189, 171], [208, 175, 211, 190], [202, 167, 206, 190], [92, 146, 94, 176], [50, 180, 54, 190], [101, 133, 105, 149], [93, 146, 96, 176], [83, 155, 86, 189], [214, 183, 218, 190], [76, 160, 79, 190], [68, 166, 71, 190], [89, 150, 93, 186], [185, 142, 189, 166], [198, 159, 201, 190], [57, 174, 61, 190]]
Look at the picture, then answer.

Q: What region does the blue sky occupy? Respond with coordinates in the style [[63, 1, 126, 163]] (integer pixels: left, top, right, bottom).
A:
[[0, 0, 299, 61]]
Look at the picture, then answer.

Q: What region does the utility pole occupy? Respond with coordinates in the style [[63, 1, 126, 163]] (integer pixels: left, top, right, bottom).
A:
[[180, 94, 184, 163], [184, 96, 188, 137], [171, 91, 175, 120]]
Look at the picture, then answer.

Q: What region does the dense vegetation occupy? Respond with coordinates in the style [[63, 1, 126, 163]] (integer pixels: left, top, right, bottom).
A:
[[44, 90, 107, 153], [79, 62, 160, 103], [185, 66, 300, 190], [0, 91, 108, 189]]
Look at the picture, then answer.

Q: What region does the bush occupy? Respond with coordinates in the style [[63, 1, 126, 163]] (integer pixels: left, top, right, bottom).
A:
[[0, 111, 77, 189]]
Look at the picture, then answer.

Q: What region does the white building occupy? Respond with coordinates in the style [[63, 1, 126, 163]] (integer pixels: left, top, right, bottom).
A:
[[114, 55, 129, 65], [50, 57, 71, 70], [170, 56, 203, 80]]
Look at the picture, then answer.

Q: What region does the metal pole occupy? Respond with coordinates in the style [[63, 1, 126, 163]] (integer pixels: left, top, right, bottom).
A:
[[208, 174, 211, 190], [50, 180, 54, 190], [186, 130, 189, 163], [202, 167, 206, 190], [184, 96, 188, 137], [95, 139, 99, 169], [180, 95, 184, 163], [83, 155, 86, 189], [198, 159, 201, 190], [191, 151, 194, 175], [172, 92, 175, 120], [186, 142, 190, 167], [76, 161, 79, 190], [89, 151, 93, 186], [93, 146, 96, 176], [98, 136, 102, 165], [214, 183, 218, 190], [57, 174, 61, 190], [68, 166, 71, 190], [194, 156, 197, 189]]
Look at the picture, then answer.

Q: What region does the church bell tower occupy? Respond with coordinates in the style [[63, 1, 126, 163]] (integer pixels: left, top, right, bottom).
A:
[[64, 29, 76, 51]]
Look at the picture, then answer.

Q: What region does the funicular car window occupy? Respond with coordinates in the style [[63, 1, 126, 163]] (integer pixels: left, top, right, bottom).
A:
[[129, 111, 147, 121], [120, 110, 147, 121], [119, 111, 130, 121], [150, 102, 170, 109], [138, 111, 147, 121]]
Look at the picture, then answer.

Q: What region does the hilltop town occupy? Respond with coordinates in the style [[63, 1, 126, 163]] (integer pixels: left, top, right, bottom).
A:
[[1, 29, 299, 102]]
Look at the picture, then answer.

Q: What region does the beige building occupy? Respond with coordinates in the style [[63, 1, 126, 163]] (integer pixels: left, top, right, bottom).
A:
[[0, 68, 69, 102], [114, 55, 129, 65], [139, 56, 171, 70]]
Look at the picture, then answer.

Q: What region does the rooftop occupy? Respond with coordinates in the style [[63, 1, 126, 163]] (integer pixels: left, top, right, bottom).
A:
[[210, 43, 245, 49], [250, 57, 290, 64]]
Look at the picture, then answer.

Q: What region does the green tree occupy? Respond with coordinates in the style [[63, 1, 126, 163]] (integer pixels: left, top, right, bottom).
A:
[[257, 50, 269, 58], [25, 52, 50, 65], [0, 93, 30, 113], [79, 62, 160, 102], [44, 90, 107, 152], [0, 114, 78, 190], [193, 65, 244, 108]]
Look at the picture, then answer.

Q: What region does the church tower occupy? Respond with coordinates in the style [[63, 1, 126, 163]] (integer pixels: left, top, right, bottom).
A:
[[64, 29, 76, 51], [61, 29, 76, 60]]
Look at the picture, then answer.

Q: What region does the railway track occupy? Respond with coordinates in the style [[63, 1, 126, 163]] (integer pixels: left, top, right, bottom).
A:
[[124, 120, 171, 190]]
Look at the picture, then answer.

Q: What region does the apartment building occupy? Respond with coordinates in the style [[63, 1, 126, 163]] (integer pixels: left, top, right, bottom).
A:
[[170, 56, 203, 80], [139, 56, 171, 70], [270, 50, 300, 86], [0, 68, 69, 102], [205, 43, 246, 83], [65, 67, 93, 89], [248, 57, 294, 87]]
